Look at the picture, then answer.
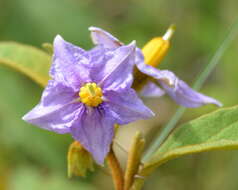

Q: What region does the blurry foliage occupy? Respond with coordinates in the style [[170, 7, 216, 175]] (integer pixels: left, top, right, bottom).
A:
[[0, 42, 51, 86], [0, 0, 238, 189], [8, 166, 96, 190]]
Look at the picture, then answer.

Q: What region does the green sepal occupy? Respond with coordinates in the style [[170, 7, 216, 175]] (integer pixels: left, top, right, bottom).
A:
[[67, 141, 94, 178]]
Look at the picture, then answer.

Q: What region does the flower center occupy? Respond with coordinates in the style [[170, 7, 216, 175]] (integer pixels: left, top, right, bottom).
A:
[[79, 82, 103, 107]]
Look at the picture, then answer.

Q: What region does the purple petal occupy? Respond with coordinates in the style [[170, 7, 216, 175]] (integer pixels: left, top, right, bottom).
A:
[[136, 53, 176, 86], [135, 50, 222, 107], [70, 107, 115, 165], [50, 35, 91, 90], [88, 46, 113, 82], [140, 82, 165, 98], [161, 78, 223, 108], [104, 88, 154, 125], [89, 26, 123, 49], [22, 80, 82, 133], [98, 42, 136, 91]]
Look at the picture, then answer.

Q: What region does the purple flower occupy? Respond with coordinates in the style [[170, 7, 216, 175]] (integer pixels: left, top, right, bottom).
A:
[[22, 35, 154, 164], [89, 27, 222, 108]]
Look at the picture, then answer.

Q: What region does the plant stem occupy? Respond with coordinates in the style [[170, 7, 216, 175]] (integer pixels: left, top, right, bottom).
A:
[[124, 132, 145, 190], [142, 18, 238, 162], [107, 149, 124, 190]]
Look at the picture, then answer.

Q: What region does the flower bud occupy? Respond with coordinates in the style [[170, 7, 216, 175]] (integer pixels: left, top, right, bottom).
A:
[[67, 141, 94, 178]]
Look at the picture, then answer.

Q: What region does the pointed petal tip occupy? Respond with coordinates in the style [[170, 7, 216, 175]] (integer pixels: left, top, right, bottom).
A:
[[130, 40, 136, 46], [22, 111, 33, 122], [53, 35, 65, 48], [214, 100, 223, 107], [94, 157, 105, 166], [89, 26, 123, 48], [189, 98, 223, 108], [21, 112, 37, 123], [22, 114, 27, 121], [150, 110, 156, 117], [81, 145, 108, 166], [143, 108, 155, 119], [54, 34, 64, 42], [126, 40, 137, 52], [88, 26, 100, 32], [191, 100, 223, 108], [82, 141, 110, 166]]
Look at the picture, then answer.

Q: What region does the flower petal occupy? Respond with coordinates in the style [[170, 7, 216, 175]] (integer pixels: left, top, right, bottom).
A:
[[70, 107, 115, 165], [50, 35, 90, 90], [89, 26, 123, 49], [88, 46, 113, 83], [98, 42, 136, 91], [136, 49, 222, 107], [22, 80, 82, 133], [104, 88, 154, 125], [140, 66, 222, 107], [140, 82, 165, 98], [136, 51, 176, 86], [160, 78, 223, 107]]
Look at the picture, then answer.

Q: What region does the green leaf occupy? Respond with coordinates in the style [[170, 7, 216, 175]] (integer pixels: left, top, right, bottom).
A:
[[142, 105, 238, 175], [42, 43, 53, 55], [0, 42, 51, 87]]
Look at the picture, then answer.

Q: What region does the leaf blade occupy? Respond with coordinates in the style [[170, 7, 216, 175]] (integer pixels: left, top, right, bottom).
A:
[[0, 42, 51, 86], [143, 105, 238, 174]]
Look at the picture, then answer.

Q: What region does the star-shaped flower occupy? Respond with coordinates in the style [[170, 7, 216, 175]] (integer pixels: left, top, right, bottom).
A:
[[22, 35, 154, 164], [89, 27, 222, 108]]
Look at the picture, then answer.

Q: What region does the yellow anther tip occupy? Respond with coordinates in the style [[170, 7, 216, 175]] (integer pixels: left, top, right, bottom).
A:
[[79, 82, 103, 107], [163, 24, 176, 41]]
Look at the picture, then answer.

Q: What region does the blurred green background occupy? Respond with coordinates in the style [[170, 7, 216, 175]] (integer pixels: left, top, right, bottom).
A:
[[0, 0, 238, 189]]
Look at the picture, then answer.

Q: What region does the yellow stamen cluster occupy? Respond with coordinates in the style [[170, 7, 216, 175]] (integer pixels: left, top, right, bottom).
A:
[[79, 82, 103, 107]]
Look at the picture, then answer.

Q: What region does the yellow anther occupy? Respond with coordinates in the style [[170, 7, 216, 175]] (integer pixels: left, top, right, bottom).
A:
[[142, 25, 175, 67], [79, 82, 103, 107]]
